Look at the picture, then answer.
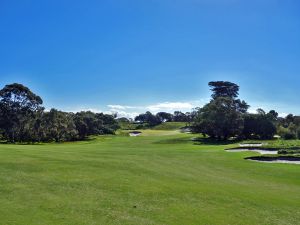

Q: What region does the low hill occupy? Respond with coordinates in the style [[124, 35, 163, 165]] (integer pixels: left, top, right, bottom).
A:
[[152, 122, 187, 130]]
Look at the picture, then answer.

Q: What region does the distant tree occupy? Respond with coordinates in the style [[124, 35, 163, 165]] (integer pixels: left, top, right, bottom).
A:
[[0, 83, 43, 142], [193, 81, 249, 140], [73, 111, 119, 139], [184, 111, 198, 126], [293, 116, 300, 126], [117, 117, 130, 123], [268, 110, 278, 120], [173, 111, 188, 122], [193, 97, 247, 140], [96, 113, 119, 134], [117, 117, 136, 130], [286, 114, 294, 125], [41, 109, 78, 142], [156, 112, 173, 123], [74, 111, 98, 139], [256, 108, 266, 115], [135, 111, 160, 127], [0, 83, 120, 142], [243, 113, 276, 139], [209, 81, 240, 99], [277, 126, 296, 140]]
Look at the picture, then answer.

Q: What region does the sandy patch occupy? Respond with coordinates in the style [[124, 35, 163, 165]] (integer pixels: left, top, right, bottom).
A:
[[129, 132, 142, 137], [247, 159, 300, 164], [239, 143, 263, 147], [226, 149, 278, 155]]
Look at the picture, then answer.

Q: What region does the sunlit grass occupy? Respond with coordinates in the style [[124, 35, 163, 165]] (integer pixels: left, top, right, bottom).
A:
[[0, 131, 299, 224]]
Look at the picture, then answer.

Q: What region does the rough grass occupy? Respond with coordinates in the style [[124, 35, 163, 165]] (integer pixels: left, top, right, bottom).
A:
[[0, 131, 299, 225]]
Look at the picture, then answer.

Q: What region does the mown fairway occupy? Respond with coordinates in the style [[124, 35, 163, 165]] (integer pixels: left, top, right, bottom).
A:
[[0, 130, 299, 225]]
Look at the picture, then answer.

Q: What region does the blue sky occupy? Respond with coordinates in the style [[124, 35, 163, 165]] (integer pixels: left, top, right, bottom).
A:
[[1, 0, 300, 117]]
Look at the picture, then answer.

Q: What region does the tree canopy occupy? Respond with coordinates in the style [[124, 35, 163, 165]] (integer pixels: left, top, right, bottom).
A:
[[193, 81, 249, 140], [209, 81, 240, 99], [0, 83, 119, 143]]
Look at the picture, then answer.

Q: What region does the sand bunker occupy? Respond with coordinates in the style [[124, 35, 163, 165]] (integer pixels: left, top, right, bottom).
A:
[[246, 156, 300, 164], [239, 143, 263, 147], [226, 149, 278, 155], [129, 131, 142, 137], [247, 159, 300, 164]]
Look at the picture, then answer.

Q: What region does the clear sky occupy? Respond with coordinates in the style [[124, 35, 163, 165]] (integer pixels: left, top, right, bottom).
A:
[[1, 0, 300, 117]]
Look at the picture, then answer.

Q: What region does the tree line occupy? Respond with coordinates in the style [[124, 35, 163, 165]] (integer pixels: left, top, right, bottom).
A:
[[131, 81, 300, 141], [132, 111, 195, 127], [0, 83, 119, 143], [193, 81, 300, 140], [1, 81, 299, 143]]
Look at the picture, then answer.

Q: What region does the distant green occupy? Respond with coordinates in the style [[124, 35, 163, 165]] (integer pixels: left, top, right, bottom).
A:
[[152, 122, 187, 130]]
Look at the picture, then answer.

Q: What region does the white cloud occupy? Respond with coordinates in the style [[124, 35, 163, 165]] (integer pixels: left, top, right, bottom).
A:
[[57, 100, 206, 119], [65, 107, 103, 113], [106, 100, 206, 118], [248, 105, 289, 118], [107, 105, 137, 110], [53, 98, 296, 119], [109, 110, 140, 119], [278, 112, 288, 118], [146, 102, 194, 112]]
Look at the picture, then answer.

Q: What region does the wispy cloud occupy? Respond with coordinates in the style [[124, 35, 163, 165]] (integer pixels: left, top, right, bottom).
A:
[[64, 107, 104, 113], [107, 105, 137, 110], [146, 102, 195, 112], [51, 98, 292, 119], [106, 100, 207, 118]]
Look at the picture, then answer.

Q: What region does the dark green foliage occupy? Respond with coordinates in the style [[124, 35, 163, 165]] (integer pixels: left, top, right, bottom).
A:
[[278, 149, 300, 155], [134, 111, 194, 129], [38, 109, 78, 142], [192, 81, 283, 141], [117, 118, 140, 130], [209, 81, 240, 99], [0, 83, 44, 142], [277, 126, 296, 140], [193, 81, 249, 140], [243, 113, 276, 139], [0, 83, 119, 143], [193, 97, 247, 140], [135, 111, 161, 127], [277, 114, 300, 140], [156, 112, 173, 122]]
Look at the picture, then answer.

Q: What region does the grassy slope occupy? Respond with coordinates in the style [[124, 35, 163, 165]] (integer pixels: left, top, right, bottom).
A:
[[0, 131, 299, 225], [152, 122, 187, 130]]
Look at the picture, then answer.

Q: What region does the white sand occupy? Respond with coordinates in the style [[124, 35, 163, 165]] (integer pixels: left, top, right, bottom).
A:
[[239, 143, 263, 147], [226, 149, 278, 155], [247, 159, 300, 164], [129, 132, 141, 137]]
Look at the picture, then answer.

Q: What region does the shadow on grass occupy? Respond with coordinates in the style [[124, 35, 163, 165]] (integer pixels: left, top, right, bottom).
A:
[[245, 155, 300, 161], [155, 136, 241, 146], [0, 136, 99, 145], [154, 137, 192, 145]]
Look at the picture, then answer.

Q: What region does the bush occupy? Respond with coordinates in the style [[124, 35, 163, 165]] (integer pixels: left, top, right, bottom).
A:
[[282, 131, 296, 140], [278, 149, 300, 155], [277, 126, 297, 140]]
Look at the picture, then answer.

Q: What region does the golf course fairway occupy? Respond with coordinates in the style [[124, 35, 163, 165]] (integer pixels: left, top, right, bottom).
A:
[[0, 130, 299, 225]]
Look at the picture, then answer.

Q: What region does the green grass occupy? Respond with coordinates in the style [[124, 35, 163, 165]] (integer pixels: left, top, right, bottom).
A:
[[0, 130, 300, 225], [152, 122, 187, 130]]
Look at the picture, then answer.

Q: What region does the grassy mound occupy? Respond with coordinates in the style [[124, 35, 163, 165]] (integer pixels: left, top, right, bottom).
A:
[[152, 122, 187, 130]]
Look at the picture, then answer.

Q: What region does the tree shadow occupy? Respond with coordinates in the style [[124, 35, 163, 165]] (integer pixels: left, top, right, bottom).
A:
[[193, 137, 240, 146], [0, 136, 99, 145]]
